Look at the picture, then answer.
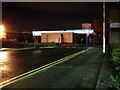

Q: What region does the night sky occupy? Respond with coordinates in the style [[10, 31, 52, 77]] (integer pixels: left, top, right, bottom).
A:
[[2, 2, 117, 33]]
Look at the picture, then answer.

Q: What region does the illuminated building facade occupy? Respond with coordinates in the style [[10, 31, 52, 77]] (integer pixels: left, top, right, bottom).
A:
[[32, 30, 94, 44], [41, 32, 81, 43]]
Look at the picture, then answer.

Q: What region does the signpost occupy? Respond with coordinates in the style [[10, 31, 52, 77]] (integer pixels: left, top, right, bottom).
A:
[[82, 23, 91, 49], [34, 36, 38, 47]]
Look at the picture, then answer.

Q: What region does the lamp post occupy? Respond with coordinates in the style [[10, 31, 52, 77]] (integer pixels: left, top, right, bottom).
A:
[[86, 30, 89, 49], [103, 1, 105, 54]]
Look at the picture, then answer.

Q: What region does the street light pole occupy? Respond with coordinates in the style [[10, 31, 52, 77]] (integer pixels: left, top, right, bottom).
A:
[[103, 1, 105, 54]]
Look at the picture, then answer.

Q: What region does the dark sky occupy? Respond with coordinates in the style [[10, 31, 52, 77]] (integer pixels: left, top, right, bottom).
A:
[[2, 2, 117, 33]]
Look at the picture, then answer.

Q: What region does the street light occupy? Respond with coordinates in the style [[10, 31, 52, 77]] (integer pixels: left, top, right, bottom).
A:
[[0, 25, 5, 32], [0, 25, 6, 39], [0, 25, 5, 49]]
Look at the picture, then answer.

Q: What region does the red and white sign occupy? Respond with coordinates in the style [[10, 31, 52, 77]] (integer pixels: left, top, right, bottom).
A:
[[82, 23, 91, 30]]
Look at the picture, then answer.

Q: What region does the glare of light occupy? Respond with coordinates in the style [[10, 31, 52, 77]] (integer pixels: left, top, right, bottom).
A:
[[0, 25, 6, 38], [0, 32, 6, 39], [32, 29, 94, 36], [32, 31, 41, 36], [0, 52, 9, 71], [0, 25, 5, 32], [0, 52, 8, 63], [0, 65, 7, 71]]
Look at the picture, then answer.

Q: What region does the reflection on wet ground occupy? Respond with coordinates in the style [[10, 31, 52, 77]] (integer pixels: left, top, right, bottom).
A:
[[0, 48, 82, 82]]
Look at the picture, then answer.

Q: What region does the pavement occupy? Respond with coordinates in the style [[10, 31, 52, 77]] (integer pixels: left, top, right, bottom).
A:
[[96, 47, 112, 90], [1, 47, 109, 89]]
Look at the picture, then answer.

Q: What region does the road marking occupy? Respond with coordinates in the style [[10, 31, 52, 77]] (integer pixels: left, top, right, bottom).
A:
[[0, 47, 92, 88]]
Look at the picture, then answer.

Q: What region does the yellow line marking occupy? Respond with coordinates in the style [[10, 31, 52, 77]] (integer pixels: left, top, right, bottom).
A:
[[0, 48, 92, 88]]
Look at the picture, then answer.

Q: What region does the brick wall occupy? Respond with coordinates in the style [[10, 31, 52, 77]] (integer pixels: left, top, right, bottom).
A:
[[93, 19, 110, 45]]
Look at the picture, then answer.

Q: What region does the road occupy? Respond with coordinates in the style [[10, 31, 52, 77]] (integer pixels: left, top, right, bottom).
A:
[[2, 47, 103, 89], [0, 47, 83, 82]]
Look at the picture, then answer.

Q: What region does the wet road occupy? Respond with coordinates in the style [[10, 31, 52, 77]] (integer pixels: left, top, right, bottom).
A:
[[3, 47, 103, 89], [0, 48, 82, 82]]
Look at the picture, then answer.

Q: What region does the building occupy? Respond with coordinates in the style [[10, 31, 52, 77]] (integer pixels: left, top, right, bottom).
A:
[[32, 30, 94, 44], [2, 32, 34, 48], [93, 19, 110, 45], [41, 32, 81, 44], [6, 32, 33, 42], [109, 8, 120, 46]]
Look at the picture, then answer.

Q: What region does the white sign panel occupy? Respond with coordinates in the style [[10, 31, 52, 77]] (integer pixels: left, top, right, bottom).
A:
[[110, 23, 120, 28]]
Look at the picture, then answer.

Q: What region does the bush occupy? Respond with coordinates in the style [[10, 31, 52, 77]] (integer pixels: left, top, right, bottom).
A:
[[2, 41, 21, 48], [35, 43, 85, 48], [111, 48, 120, 68], [37, 43, 65, 47], [110, 47, 120, 89], [20, 43, 34, 48], [46, 42, 57, 47], [110, 75, 120, 90]]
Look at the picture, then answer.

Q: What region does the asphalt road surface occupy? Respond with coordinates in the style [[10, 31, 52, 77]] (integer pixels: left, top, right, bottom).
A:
[[3, 47, 103, 89], [0, 48, 83, 82]]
